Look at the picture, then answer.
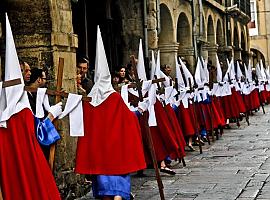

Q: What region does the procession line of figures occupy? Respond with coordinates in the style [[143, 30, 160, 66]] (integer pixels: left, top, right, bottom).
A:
[[1, 16, 269, 200]]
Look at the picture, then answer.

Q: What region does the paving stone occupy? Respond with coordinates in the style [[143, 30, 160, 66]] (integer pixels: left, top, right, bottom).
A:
[[238, 189, 260, 198], [82, 105, 270, 200]]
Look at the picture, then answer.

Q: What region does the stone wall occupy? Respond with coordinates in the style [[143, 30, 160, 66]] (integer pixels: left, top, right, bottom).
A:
[[0, 0, 84, 198]]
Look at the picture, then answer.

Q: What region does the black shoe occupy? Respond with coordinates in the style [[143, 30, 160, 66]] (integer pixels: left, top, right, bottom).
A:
[[224, 124, 231, 129], [187, 145, 195, 151], [201, 136, 208, 143], [160, 166, 176, 175], [130, 192, 135, 199]]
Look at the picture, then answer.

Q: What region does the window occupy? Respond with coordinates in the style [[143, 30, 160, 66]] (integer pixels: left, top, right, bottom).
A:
[[248, 0, 258, 36]]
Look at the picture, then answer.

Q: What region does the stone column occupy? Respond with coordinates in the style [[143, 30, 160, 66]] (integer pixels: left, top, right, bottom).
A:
[[204, 44, 218, 64], [178, 47, 195, 72], [4, 0, 82, 197], [234, 47, 242, 60], [48, 0, 83, 197], [148, 0, 158, 50], [159, 42, 179, 77]]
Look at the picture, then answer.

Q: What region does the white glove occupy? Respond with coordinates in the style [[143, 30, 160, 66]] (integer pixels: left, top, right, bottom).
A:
[[48, 102, 63, 119], [138, 98, 150, 113]]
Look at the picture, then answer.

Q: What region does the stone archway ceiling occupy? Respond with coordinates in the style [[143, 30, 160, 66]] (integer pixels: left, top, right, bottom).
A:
[[233, 26, 240, 49], [177, 12, 191, 47], [216, 19, 223, 46], [159, 4, 174, 44], [207, 15, 215, 45]]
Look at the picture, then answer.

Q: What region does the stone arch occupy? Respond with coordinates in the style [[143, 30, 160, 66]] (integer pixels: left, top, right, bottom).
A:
[[216, 19, 224, 47], [158, 3, 178, 74], [233, 24, 241, 59], [241, 29, 249, 64], [207, 15, 215, 45], [177, 12, 192, 48], [159, 3, 174, 44], [251, 48, 265, 67], [72, 0, 125, 71], [201, 14, 207, 40], [233, 25, 240, 49]]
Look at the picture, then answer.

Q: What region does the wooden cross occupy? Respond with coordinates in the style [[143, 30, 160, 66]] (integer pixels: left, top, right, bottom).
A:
[[130, 55, 165, 200]]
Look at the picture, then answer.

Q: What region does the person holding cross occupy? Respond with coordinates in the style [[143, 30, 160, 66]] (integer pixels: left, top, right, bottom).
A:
[[0, 14, 61, 200], [27, 67, 63, 160]]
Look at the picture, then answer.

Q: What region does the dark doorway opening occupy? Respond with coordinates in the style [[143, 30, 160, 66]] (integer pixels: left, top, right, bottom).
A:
[[72, 0, 124, 73]]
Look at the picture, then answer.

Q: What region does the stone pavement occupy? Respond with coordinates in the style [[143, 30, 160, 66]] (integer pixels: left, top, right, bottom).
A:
[[78, 106, 270, 200]]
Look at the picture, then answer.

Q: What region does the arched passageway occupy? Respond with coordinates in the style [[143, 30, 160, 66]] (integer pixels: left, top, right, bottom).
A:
[[176, 12, 193, 68], [158, 3, 177, 71], [206, 15, 216, 63], [251, 48, 265, 68], [233, 26, 241, 59], [72, 0, 124, 72]]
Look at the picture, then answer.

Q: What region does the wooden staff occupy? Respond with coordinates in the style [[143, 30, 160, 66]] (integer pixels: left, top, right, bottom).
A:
[[48, 57, 64, 170], [130, 56, 165, 200], [0, 184, 3, 200]]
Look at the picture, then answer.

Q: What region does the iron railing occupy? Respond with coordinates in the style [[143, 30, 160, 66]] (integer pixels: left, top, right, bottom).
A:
[[233, 0, 251, 17]]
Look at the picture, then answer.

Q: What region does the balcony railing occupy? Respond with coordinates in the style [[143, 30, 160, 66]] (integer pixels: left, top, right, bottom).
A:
[[234, 0, 251, 17]]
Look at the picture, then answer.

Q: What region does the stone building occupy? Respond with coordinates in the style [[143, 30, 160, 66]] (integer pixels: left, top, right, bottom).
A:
[[248, 0, 270, 67], [0, 0, 251, 198]]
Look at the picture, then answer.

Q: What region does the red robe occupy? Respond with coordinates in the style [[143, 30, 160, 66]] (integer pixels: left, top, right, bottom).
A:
[[148, 100, 180, 162], [0, 108, 61, 200], [177, 103, 196, 137], [75, 92, 146, 175], [164, 104, 186, 158]]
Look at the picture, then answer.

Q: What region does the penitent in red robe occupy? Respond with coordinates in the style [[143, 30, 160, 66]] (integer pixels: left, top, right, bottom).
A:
[[75, 92, 146, 175], [0, 108, 61, 200]]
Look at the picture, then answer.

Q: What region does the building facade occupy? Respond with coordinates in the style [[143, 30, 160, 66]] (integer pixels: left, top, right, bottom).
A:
[[0, 0, 251, 197], [248, 0, 270, 67]]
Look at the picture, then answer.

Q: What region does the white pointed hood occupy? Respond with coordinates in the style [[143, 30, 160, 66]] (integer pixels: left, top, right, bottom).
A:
[[265, 66, 270, 80], [179, 57, 194, 88], [247, 60, 253, 82], [256, 62, 263, 81], [154, 50, 170, 87], [216, 54, 222, 83], [195, 58, 207, 87], [175, 55, 185, 89], [236, 61, 243, 81], [88, 26, 115, 107], [223, 58, 235, 82], [137, 39, 147, 81], [0, 14, 31, 124], [244, 63, 250, 82], [150, 50, 156, 80], [260, 60, 267, 81], [202, 57, 209, 83], [229, 58, 236, 80]]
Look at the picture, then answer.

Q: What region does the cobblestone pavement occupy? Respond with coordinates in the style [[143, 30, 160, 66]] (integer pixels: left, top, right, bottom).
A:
[[78, 106, 270, 200]]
